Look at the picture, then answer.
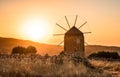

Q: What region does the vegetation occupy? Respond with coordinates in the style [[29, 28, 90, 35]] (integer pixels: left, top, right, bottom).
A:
[[12, 46, 26, 54], [0, 53, 112, 77], [11, 46, 37, 54], [88, 51, 120, 59], [89, 59, 120, 77], [25, 46, 37, 54], [44, 53, 50, 59]]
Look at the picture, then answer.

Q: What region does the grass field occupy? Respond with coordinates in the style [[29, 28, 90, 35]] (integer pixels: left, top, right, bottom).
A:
[[0, 54, 113, 77], [89, 59, 120, 77]]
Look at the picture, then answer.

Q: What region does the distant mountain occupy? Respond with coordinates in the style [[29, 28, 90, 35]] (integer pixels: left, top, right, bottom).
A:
[[0, 37, 120, 56]]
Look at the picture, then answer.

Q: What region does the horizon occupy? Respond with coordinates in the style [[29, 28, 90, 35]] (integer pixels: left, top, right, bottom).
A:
[[1, 36, 120, 47], [0, 0, 120, 46]]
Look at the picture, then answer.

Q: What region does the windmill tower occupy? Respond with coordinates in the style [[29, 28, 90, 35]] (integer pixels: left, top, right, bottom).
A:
[[64, 26, 84, 57], [54, 15, 91, 58]]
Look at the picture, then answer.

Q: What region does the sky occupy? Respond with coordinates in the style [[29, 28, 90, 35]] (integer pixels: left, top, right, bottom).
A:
[[0, 0, 120, 46]]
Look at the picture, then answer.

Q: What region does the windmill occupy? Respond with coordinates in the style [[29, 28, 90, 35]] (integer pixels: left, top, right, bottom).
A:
[[54, 15, 91, 58]]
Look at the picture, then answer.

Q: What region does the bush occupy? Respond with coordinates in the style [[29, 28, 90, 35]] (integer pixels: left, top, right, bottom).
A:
[[44, 53, 50, 59], [11, 46, 37, 54], [88, 51, 120, 59], [25, 46, 37, 54], [12, 46, 26, 54]]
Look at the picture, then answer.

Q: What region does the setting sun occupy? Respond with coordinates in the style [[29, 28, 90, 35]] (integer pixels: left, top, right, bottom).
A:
[[22, 18, 52, 41]]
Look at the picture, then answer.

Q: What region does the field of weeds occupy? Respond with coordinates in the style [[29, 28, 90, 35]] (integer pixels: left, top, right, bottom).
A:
[[89, 59, 120, 77], [0, 54, 112, 77]]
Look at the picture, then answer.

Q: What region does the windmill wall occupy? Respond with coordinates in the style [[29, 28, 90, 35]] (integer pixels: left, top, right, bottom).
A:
[[64, 35, 85, 58]]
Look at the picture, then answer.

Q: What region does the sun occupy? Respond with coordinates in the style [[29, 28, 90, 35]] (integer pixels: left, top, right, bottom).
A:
[[22, 18, 52, 41]]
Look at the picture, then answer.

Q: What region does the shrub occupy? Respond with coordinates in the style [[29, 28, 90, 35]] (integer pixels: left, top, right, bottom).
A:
[[11, 46, 37, 54], [25, 46, 37, 54], [88, 51, 120, 59], [12, 46, 26, 54], [44, 53, 50, 58]]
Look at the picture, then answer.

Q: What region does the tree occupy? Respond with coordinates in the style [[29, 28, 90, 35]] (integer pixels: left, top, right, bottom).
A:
[[12, 46, 26, 54], [25, 46, 37, 54]]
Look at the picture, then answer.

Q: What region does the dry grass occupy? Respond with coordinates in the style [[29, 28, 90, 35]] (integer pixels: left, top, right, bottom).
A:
[[0, 54, 112, 77], [89, 59, 120, 77]]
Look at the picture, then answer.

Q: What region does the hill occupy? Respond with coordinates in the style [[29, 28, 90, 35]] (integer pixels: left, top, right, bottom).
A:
[[85, 45, 120, 56], [0, 37, 63, 55], [0, 37, 120, 56]]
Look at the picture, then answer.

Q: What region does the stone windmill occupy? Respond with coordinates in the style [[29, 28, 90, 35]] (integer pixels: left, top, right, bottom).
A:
[[54, 15, 91, 58]]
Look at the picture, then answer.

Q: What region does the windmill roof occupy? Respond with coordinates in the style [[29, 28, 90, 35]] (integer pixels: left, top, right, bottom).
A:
[[65, 26, 83, 35]]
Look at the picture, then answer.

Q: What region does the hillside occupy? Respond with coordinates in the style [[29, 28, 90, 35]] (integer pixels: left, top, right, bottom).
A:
[[0, 37, 63, 55], [0, 37, 120, 56], [85, 45, 120, 56]]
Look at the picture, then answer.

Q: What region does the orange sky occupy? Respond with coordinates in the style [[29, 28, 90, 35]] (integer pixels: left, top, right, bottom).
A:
[[0, 0, 120, 46]]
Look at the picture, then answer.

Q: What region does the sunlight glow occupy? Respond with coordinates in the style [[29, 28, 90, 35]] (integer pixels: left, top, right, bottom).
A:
[[22, 18, 52, 41]]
